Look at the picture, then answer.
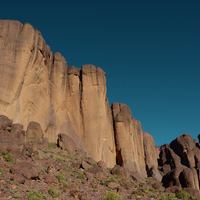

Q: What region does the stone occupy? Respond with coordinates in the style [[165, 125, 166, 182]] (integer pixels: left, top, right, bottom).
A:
[[111, 166, 130, 180], [152, 182, 165, 191], [107, 182, 119, 190], [183, 188, 200, 199], [0, 130, 24, 152], [165, 186, 181, 193], [130, 171, 145, 183], [182, 168, 199, 190], [26, 121, 44, 140], [148, 165, 162, 182], [84, 171, 94, 181], [87, 166, 108, 181], [162, 164, 171, 175], [10, 162, 40, 180], [57, 133, 77, 154], [42, 174, 59, 185], [81, 161, 92, 170], [11, 123, 23, 135], [0, 115, 13, 131]]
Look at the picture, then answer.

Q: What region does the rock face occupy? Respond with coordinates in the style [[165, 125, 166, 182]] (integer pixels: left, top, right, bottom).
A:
[[112, 103, 158, 177], [159, 133, 200, 191], [0, 20, 159, 177]]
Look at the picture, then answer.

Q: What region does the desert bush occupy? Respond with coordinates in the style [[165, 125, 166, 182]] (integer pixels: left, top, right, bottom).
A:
[[0, 151, 14, 164], [27, 190, 43, 200], [149, 194, 157, 199], [48, 142, 57, 149], [55, 174, 69, 186], [130, 191, 144, 196], [48, 187, 60, 198], [14, 194, 21, 198], [103, 177, 118, 186], [158, 192, 177, 200], [176, 189, 190, 200], [78, 173, 86, 180], [102, 191, 122, 200]]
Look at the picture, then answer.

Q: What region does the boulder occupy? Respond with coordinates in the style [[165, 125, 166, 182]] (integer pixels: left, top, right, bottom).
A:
[[165, 186, 181, 193], [107, 182, 119, 190], [87, 166, 108, 181], [57, 133, 77, 154], [111, 166, 130, 180], [10, 162, 40, 180], [0, 115, 13, 131], [148, 165, 162, 182], [152, 182, 165, 191], [183, 188, 200, 199], [182, 168, 199, 190], [0, 130, 24, 152], [26, 121, 44, 140]]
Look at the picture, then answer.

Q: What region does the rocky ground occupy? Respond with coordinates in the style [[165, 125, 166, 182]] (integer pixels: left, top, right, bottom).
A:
[[0, 137, 199, 200]]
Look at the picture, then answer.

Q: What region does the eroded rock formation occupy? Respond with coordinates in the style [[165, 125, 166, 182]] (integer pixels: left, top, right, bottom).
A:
[[0, 20, 159, 178], [159, 133, 200, 191]]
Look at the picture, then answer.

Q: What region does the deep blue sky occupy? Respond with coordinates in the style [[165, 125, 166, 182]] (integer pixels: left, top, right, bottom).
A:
[[1, 0, 200, 146]]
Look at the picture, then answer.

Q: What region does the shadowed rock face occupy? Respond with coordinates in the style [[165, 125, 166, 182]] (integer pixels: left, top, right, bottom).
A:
[[0, 20, 159, 176], [159, 134, 200, 191]]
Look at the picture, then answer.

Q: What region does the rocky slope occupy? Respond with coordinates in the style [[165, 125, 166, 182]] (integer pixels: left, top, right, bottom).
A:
[[0, 19, 157, 177], [0, 116, 199, 200]]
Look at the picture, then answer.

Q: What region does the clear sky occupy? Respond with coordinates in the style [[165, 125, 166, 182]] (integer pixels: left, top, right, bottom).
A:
[[1, 0, 200, 146]]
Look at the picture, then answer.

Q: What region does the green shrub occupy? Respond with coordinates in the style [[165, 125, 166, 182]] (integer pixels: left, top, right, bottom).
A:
[[14, 194, 21, 198], [102, 191, 122, 200], [191, 197, 198, 200], [149, 194, 157, 199], [27, 190, 43, 200], [92, 163, 97, 167], [158, 193, 178, 200], [130, 191, 144, 196], [78, 173, 86, 180], [42, 193, 48, 199], [57, 151, 65, 157], [67, 154, 78, 160], [0, 151, 14, 164], [55, 174, 69, 186], [7, 189, 18, 194], [145, 177, 157, 183], [55, 156, 63, 162], [36, 155, 41, 160], [103, 177, 118, 186], [48, 187, 60, 198], [48, 142, 57, 149], [139, 182, 145, 187], [139, 188, 147, 194], [176, 189, 191, 200], [0, 167, 4, 174]]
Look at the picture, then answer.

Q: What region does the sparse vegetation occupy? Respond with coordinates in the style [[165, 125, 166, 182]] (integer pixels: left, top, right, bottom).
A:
[[78, 173, 86, 180], [48, 187, 60, 198], [102, 191, 122, 200], [103, 177, 118, 186], [27, 190, 43, 200], [55, 174, 69, 186], [0, 151, 14, 164], [176, 189, 191, 200], [158, 192, 178, 200], [48, 142, 57, 149]]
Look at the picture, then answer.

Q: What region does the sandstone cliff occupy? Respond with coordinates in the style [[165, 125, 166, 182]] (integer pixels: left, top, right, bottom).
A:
[[0, 20, 158, 177]]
